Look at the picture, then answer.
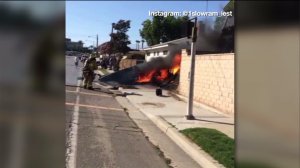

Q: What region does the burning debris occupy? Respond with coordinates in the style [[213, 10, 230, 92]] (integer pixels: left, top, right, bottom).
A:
[[99, 53, 182, 87], [136, 54, 181, 84]]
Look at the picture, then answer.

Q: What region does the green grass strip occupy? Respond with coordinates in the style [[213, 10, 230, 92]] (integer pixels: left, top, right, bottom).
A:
[[181, 128, 234, 168], [99, 68, 109, 75]]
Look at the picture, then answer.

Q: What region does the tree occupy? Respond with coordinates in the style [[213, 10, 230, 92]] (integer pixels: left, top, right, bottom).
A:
[[214, 0, 234, 32], [224, 0, 234, 12], [215, 0, 234, 52], [214, 16, 225, 32], [99, 41, 113, 55], [141, 39, 145, 49], [139, 15, 189, 46], [110, 20, 131, 54], [139, 19, 154, 46], [136, 40, 140, 49], [89, 45, 94, 50]]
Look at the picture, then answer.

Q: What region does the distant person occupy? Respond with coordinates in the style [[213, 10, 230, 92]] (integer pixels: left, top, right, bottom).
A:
[[82, 54, 97, 89], [102, 57, 109, 69], [99, 57, 105, 68], [108, 56, 117, 70], [114, 57, 121, 71], [74, 56, 79, 66], [108, 56, 113, 69]]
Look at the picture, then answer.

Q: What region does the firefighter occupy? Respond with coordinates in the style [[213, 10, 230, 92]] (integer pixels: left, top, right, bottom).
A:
[[82, 54, 97, 89]]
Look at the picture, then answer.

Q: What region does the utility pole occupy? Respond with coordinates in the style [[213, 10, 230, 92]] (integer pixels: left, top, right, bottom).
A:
[[111, 23, 115, 41], [110, 23, 115, 57], [186, 17, 198, 120], [96, 34, 99, 57]]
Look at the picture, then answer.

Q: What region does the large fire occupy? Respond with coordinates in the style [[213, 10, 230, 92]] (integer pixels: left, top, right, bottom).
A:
[[137, 54, 182, 83]]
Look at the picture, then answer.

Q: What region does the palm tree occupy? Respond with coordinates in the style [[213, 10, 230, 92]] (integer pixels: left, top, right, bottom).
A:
[[141, 39, 145, 49], [136, 40, 140, 50]]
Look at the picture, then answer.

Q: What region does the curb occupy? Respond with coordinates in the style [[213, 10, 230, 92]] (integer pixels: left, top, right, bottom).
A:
[[139, 109, 224, 168]]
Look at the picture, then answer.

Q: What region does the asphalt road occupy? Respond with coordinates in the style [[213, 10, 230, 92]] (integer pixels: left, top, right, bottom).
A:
[[65, 56, 169, 168]]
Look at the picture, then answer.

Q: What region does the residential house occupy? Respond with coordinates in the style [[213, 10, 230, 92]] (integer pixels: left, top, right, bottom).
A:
[[141, 21, 222, 62]]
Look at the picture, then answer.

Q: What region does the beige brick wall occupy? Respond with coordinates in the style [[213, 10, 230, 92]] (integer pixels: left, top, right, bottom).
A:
[[119, 59, 137, 70], [177, 49, 234, 115]]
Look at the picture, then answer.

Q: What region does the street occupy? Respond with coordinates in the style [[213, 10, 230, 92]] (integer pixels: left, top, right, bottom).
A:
[[65, 56, 170, 168]]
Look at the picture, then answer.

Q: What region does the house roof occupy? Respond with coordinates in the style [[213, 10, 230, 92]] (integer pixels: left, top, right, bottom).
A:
[[141, 37, 189, 51], [127, 50, 145, 55]]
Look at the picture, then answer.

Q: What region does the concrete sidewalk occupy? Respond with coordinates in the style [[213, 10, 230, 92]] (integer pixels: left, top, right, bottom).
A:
[[120, 85, 234, 138], [118, 85, 234, 168]]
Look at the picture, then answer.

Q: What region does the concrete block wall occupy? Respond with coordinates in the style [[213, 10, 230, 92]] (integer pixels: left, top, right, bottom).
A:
[[177, 49, 234, 115], [119, 59, 137, 70]]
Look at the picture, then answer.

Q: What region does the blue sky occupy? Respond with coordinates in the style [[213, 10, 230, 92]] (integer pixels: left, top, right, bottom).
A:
[[66, 1, 229, 48]]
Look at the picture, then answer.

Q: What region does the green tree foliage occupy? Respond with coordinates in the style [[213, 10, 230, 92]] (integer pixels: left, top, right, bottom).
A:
[[214, 16, 225, 32], [140, 15, 189, 46], [214, 0, 234, 32], [110, 20, 131, 54], [224, 0, 234, 12]]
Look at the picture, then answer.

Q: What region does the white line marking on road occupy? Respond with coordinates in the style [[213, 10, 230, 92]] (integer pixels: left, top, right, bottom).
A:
[[66, 80, 81, 168], [66, 90, 111, 97], [65, 102, 124, 111]]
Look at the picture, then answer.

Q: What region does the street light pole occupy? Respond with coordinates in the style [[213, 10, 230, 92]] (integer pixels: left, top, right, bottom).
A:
[[88, 35, 99, 57], [186, 17, 198, 120]]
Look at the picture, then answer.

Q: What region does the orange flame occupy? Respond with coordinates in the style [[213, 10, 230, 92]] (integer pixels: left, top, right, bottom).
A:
[[156, 69, 169, 81], [169, 54, 181, 75], [136, 70, 156, 83], [136, 54, 182, 83], [170, 66, 180, 75]]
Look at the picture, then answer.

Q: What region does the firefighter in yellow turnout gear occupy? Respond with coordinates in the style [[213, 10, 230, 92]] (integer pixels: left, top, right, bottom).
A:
[[82, 54, 98, 90]]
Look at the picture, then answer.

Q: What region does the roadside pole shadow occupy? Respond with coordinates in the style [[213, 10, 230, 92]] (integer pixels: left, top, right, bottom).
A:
[[158, 95, 170, 98], [123, 92, 142, 96], [194, 118, 234, 125], [91, 87, 114, 95]]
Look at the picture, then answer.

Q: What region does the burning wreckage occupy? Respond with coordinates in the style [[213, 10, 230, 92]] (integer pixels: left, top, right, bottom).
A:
[[98, 36, 197, 89], [99, 47, 184, 88], [99, 19, 233, 88]]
